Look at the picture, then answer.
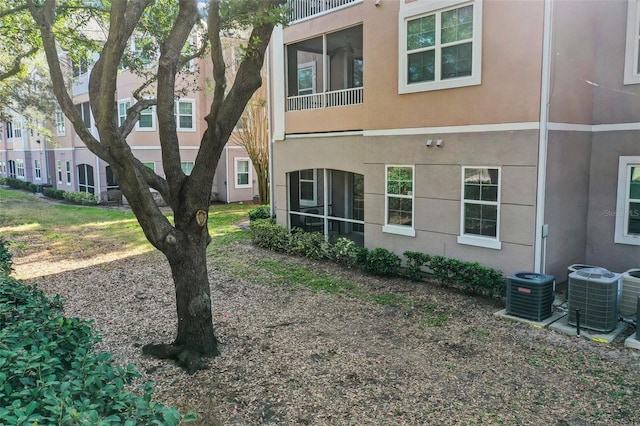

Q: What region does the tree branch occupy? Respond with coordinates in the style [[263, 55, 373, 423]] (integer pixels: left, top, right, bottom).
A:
[[0, 46, 39, 82]]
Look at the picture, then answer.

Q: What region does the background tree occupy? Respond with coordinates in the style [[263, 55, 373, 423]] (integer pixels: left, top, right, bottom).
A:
[[23, 0, 285, 373], [236, 83, 269, 205]]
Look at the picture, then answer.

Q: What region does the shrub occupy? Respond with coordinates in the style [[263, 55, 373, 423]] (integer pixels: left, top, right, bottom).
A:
[[42, 187, 66, 200], [63, 190, 98, 205], [0, 177, 7, 185], [248, 205, 271, 221], [332, 237, 361, 267], [0, 275, 195, 425], [290, 228, 331, 260], [3, 177, 37, 193], [366, 247, 401, 277], [403, 251, 432, 280], [0, 238, 12, 276], [250, 219, 291, 251]]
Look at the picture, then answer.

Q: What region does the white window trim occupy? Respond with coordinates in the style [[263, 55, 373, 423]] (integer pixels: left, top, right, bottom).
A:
[[65, 161, 72, 186], [16, 159, 25, 179], [135, 104, 156, 132], [118, 98, 131, 127], [34, 159, 41, 180], [615, 156, 640, 245], [175, 98, 196, 132], [299, 169, 318, 207], [55, 110, 66, 136], [234, 157, 252, 189], [57, 160, 63, 184], [398, 0, 482, 94], [297, 61, 317, 96], [624, 0, 640, 85], [383, 165, 416, 237], [457, 166, 502, 250]]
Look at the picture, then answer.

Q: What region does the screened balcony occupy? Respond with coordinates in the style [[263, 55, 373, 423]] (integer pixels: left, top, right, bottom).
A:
[[288, 168, 364, 246], [286, 25, 363, 112]]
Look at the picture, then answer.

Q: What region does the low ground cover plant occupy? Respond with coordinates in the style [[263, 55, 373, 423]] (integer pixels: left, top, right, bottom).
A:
[[0, 240, 193, 425]]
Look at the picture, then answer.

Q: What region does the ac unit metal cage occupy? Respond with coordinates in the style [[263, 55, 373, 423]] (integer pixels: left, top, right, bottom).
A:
[[506, 272, 555, 321], [567, 268, 621, 333], [620, 269, 640, 318]]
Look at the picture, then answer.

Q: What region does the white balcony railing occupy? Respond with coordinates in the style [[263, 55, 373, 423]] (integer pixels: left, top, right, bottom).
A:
[[287, 87, 363, 111], [288, 0, 361, 23]]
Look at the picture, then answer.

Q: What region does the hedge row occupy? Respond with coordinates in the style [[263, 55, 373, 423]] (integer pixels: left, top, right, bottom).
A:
[[249, 219, 506, 298], [0, 178, 98, 205], [0, 239, 194, 425], [0, 177, 36, 193]]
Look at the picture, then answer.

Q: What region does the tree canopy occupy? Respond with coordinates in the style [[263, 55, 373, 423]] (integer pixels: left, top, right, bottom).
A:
[[13, 0, 286, 372]]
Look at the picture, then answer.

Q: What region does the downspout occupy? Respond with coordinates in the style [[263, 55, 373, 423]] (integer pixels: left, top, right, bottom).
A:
[[95, 156, 101, 203], [225, 145, 230, 203], [267, 42, 275, 216], [268, 25, 286, 218], [534, 0, 554, 273]]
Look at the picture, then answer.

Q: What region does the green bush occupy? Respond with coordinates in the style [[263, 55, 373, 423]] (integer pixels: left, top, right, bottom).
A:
[[366, 247, 401, 277], [290, 228, 331, 260], [248, 205, 271, 221], [250, 219, 291, 251], [0, 275, 195, 425], [0, 238, 12, 276], [0, 177, 7, 185], [403, 251, 432, 280], [332, 237, 361, 267], [63, 190, 98, 205], [402, 251, 505, 298], [42, 187, 66, 200], [3, 177, 36, 193]]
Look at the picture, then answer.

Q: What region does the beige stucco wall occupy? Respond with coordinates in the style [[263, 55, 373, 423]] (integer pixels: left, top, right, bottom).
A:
[[543, 131, 593, 282], [586, 132, 640, 272], [274, 129, 539, 274], [547, 0, 598, 125], [591, 0, 640, 124], [282, 0, 545, 134]]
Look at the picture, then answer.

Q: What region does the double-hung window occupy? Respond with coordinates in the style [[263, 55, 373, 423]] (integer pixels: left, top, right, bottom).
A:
[[16, 159, 25, 178], [65, 161, 72, 185], [383, 165, 415, 237], [55, 110, 66, 136], [235, 158, 251, 188], [136, 105, 155, 131], [34, 159, 41, 180], [625, 0, 640, 84], [458, 167, 501, 249], [615, 157, 640, 245], [175, 99, 195, 131], [299, 169, 317, 207], [57, 161, 63, 184], [118, 99, 130, 127], [399, 0, 482, 93]]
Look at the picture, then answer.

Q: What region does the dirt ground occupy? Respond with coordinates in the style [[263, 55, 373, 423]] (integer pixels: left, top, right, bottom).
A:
[[13, 238, 640, 425]]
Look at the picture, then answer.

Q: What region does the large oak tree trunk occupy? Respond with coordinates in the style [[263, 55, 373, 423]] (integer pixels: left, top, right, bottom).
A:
[[169, 241, 218, 355]]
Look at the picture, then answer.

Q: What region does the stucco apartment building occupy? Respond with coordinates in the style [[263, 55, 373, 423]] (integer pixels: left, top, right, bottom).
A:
[[268, 0, 640, 280], [1, 38, 259, 205]]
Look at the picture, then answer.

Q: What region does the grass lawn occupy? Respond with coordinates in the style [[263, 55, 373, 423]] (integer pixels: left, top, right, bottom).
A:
[[0, 189, 254, 279]]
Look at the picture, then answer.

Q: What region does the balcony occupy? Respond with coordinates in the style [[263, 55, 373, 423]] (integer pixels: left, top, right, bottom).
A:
[[286, 25, 363, 112], [288, 0, 361, 23], [287, 87, 363, 111]]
